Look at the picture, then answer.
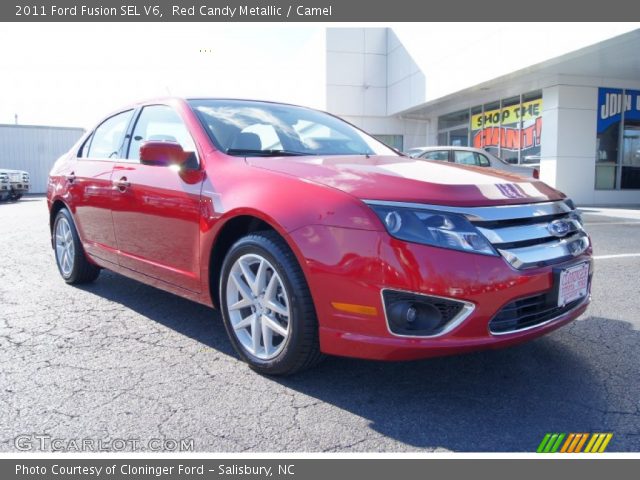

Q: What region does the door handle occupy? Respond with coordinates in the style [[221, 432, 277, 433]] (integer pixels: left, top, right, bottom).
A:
[[65, 172, 76, 183], [114, 177, 131, 191]]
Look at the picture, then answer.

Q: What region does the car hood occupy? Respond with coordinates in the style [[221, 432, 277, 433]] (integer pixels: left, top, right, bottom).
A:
[[246, 155, 563, 207]]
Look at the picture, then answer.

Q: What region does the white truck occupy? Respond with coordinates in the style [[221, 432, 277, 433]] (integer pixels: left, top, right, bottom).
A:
[[0, 169, 30, 201]]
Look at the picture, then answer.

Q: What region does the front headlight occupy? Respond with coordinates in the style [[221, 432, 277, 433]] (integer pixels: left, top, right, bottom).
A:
[[368, 203, 497, 256]]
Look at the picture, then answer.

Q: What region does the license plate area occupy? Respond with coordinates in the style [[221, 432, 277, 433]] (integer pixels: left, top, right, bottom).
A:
[[556, 261, 590, 307]]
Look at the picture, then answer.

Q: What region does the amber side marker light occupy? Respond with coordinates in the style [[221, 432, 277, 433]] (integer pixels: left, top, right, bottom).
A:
[[331, 302, 378, 316]]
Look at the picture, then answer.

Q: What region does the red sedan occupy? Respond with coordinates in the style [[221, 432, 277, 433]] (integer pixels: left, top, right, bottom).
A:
[[47, 98, 592, 375]]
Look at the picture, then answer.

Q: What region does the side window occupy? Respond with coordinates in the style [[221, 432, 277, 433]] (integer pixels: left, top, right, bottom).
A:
[[476, 153, 491, 167], [87, 110, 134, 160], [127, 105, 196, 160], [454, 150, 478, 166], [422, 151, 449, 161], [78, 133, 93, 158]]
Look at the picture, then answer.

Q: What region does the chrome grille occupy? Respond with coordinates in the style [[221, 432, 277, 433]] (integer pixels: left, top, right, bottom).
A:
[[466, 201, 589, 269]]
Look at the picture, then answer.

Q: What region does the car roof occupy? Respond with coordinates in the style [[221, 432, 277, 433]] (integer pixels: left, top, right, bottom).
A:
[[418, 146, 486, 153], [127, 97, 313, 111]]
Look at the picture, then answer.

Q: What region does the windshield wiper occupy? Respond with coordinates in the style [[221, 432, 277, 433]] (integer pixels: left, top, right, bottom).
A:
[[226, 148, 314, 157]]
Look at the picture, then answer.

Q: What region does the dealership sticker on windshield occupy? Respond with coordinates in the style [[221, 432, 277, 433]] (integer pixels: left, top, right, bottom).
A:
[[558, 262, 590, 307]]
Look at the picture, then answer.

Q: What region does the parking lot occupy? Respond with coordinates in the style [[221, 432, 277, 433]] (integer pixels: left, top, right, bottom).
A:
[[1, 197, 639, 452]]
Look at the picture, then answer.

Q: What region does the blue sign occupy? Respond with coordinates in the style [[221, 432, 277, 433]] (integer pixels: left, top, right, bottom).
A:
[[597, 87, 640, 133]]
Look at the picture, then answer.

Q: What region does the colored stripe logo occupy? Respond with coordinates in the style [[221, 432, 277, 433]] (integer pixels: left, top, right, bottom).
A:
[[537, 433, 613, 453]]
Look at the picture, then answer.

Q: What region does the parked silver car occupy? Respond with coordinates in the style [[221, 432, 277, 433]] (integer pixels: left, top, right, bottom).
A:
[[405, 146, 539, 179]]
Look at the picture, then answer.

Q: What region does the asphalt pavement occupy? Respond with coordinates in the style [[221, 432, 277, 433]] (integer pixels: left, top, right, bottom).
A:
[[1, 197, 639, 452]]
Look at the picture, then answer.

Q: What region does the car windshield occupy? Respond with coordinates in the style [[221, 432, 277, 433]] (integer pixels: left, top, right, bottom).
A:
[[189, 99, 398, 157]]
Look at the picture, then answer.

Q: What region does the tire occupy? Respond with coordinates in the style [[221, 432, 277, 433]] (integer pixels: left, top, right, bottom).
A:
[[53, 208, 100, 284], [219, 231, 323, 375]]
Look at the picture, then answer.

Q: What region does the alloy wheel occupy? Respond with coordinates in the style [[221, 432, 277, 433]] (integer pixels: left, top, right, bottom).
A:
[[55, 217, 75, 277], [225, 253, 291, 360]]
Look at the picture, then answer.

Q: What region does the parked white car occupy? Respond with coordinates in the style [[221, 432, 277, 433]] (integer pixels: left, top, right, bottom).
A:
[[0, 169, 30, 201], [405, 146, 539, 179]]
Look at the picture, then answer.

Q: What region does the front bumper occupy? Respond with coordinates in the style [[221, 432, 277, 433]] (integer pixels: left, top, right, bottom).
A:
[[10, 183, 30, 192], [289, 225, 592, 361]]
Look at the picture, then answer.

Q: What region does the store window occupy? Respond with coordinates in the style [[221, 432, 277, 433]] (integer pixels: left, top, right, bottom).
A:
[[373, 134, 403, 152], [440, 91, 542, 165], [437, 110, 469, 147], [596, 88, 640, 190], [520, 91, 543, 164]]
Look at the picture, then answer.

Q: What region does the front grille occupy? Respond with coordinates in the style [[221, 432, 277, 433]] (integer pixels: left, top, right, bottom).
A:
[[469, 201, 589, 269], [489, 293, 584, 334], [8, 173, 28, 183]]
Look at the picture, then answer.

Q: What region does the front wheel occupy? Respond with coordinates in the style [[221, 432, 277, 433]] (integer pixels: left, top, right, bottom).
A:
[[53, 208, 100, 284], [219, 231, 322, 375]]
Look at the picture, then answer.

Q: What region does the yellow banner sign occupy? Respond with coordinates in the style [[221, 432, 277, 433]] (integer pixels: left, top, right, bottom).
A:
[[472, 98, 542, 129]]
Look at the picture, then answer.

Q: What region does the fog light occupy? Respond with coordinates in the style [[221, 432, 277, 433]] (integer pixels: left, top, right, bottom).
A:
[[382, 289, 473, 337]]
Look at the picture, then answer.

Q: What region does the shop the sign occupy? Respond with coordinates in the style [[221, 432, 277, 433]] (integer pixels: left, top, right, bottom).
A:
[[472, 98, 542, 152]]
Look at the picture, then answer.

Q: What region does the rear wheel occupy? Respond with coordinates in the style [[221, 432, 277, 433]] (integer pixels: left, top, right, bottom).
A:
[[53, 208, 100, 284], [219, 231, 322, 375]]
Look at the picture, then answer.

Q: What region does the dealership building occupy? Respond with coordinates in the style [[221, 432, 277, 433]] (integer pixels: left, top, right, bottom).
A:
[[326, 28, 640, 206]]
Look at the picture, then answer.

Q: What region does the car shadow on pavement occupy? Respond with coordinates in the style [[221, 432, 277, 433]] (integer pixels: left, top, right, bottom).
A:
[[78, 270, 237, 357], [79, 272, 639, 452], [278, 316, 640, 452]]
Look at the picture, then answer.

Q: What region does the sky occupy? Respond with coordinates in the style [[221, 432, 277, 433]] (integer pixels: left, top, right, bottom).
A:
[[0, 23, 638, 128], [0, 24, 326, 128]]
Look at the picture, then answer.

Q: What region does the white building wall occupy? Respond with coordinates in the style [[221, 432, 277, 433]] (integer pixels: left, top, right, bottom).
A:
[[326, 28, 429, 150], [541, 80, 640, 205], [0, 125, 84, 193]]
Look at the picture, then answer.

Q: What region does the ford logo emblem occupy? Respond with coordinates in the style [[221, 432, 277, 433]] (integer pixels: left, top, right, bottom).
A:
[[548, 219, 571, 238]]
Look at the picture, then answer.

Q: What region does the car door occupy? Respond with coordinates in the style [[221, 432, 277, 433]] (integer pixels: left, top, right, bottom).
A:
[[67, 109, 134, 265], [111, 104, 204, 293]]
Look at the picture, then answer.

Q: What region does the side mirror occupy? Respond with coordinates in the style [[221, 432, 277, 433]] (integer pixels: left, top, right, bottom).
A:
[[139, 141, 192, 167]]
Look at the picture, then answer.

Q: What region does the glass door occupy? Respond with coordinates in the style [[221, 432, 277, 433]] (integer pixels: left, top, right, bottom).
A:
[[621, 125, 640, 189]]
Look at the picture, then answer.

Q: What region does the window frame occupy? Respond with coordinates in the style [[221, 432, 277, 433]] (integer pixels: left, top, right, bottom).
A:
[[77, 109, 135, 161], [476, 152, 491, 167], [123, 104, 201, 167]]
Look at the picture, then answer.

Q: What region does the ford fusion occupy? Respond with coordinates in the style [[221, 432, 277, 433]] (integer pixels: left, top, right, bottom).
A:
[[47, 98, 592, 375]]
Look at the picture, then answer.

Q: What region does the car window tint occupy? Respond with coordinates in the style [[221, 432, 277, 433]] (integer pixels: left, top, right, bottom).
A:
[[78, 133, 93, 158], [190, 99, 398, 157], [128, 105, 196, 160], [87, 110, 134, 160], [422, 151, 449, 161], [240, 123, 283, 150], [476, 153, 491, 167], [454, 150, 478, 166]]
